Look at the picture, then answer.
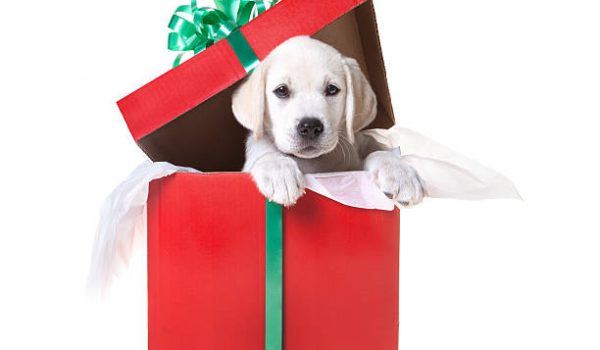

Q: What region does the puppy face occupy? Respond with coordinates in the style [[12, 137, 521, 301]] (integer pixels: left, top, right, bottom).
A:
[[264, 40, 346, 158], [233, 36, 377, 159]]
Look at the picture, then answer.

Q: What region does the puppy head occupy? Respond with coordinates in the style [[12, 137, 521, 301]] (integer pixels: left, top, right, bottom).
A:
[[232, 36, 377, 159]]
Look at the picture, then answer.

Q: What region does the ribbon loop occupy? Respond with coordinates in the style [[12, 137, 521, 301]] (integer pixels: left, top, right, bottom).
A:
[[168, 0, 278, 67]]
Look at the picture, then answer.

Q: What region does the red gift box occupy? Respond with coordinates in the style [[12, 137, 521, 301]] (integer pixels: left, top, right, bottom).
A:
[[117, 0, 396, 171], [116, 0, 402, 348], [148, 173, 399, 349]]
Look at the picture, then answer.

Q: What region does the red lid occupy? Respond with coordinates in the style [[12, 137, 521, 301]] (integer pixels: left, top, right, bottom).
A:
[[117, 0, 395, 171]]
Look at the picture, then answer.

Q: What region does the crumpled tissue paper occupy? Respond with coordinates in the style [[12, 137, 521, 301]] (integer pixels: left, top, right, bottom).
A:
[[88, 127, 520, 294]]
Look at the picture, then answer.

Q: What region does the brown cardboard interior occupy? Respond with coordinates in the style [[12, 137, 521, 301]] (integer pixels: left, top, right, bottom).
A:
[[138, 1, 395, 172]]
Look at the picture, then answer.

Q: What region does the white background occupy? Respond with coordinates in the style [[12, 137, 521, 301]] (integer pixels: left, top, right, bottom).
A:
[[1, 0, 599, 349]]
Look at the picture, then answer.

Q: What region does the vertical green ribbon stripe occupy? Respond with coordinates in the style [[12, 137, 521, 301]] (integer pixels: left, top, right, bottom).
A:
[[226, 29, 260, 73], [265, 200, 283, 350]]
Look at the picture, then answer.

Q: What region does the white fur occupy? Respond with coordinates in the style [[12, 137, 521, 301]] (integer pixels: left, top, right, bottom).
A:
[[364, 151, 424, 206], [233, 36, 424, 206]]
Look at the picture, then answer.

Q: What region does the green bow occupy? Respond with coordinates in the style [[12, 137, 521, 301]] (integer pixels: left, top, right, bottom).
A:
[[168, 0, 278, 67]]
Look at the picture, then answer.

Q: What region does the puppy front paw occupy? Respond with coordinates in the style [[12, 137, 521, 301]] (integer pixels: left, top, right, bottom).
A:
[[250, 154, 305, 206], [365, 151, 425, 207]]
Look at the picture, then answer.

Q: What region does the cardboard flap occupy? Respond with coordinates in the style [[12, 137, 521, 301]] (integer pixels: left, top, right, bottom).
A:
[[135, 1, 395, 171]]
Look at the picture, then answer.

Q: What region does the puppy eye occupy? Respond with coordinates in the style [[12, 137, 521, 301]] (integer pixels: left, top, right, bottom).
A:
[[325, 84, 340, 96], [273, 85, 290, 99]]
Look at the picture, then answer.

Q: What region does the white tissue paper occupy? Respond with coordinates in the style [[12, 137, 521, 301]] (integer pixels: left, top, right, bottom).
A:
[[362, 127, 521, 200], [87, 162, 199, 295], [88, 127, 519, 294]]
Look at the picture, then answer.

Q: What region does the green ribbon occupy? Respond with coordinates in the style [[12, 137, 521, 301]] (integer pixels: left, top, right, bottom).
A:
[[265, 200, 283, 350], [169, 3, 283, 347], [168, 0, 278, 69]]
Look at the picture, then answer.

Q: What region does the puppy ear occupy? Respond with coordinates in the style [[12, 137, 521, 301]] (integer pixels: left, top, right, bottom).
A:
[[343, 57, 377, 143], [232, 61, 269, 139]]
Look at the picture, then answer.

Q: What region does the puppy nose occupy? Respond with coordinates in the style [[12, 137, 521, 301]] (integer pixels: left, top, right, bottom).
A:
[[297, 118, 324, 140]]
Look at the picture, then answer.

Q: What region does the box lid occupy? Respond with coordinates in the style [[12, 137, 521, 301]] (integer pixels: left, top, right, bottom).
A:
[[118, 0, 395, 171]]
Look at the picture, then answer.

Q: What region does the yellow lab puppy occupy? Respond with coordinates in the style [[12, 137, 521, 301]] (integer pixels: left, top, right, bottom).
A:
[[233, 36, 424, 206]]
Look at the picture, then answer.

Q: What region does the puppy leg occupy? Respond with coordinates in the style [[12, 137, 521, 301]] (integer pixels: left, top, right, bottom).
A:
[[243, 135, 305, 206], [250, 153, 305, 206], [364, 151, 425, 206]]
